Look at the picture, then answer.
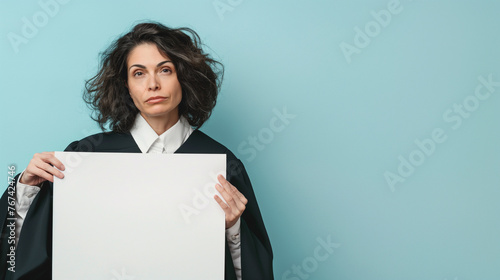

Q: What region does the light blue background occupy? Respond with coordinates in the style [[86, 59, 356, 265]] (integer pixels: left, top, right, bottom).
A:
[[1, 0, 500, 279]]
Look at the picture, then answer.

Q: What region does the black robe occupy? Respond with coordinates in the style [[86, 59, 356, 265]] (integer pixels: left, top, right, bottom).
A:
[[0, 130, 274, 280]]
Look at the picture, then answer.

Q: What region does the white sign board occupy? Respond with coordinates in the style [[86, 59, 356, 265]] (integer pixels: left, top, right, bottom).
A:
[[53, 152, 226, 280]]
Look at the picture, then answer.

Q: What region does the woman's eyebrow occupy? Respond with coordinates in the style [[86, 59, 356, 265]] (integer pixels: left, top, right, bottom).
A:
[[156, 60, 172, 67], [129, 64, 146, 71], [128, 60, 172, 71]]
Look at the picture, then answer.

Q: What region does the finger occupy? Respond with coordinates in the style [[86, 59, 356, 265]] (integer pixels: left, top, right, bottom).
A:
[[217, 174, 231, 191], [228, 186, 246, 211], [217, 175, 246, 209], [34, 160, 65, 179], [35, 159, 65, 178], [231, 185, 248, 205], [214, 195, 239, 229], [216, 185, 246, 224], [29, 167, 56, 183], [39, 152, 65, 171], [213, 194, 231, 214], [215, 183, 237, 209], [214, 193, 240, 222]]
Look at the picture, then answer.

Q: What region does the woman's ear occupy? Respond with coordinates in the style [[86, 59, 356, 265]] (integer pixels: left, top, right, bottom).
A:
[[124, 80, 129, 92]]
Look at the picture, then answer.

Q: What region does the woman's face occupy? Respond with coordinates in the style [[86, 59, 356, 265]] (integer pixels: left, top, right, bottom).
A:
[[126, 43, 182, 123]]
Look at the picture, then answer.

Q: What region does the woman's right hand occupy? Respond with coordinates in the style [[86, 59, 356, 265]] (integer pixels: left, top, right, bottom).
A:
[[19, 152, 65, 186]]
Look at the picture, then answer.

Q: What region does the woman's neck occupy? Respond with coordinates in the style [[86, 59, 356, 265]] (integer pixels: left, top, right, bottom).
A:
[[141, 113, 180, 135]]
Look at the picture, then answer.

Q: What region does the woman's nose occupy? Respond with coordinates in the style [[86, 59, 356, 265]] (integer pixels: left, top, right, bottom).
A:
[[148, 76, 160, 91]]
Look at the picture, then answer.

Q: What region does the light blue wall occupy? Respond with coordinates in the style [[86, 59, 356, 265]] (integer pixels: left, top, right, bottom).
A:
[[2, 0, 500, 279]]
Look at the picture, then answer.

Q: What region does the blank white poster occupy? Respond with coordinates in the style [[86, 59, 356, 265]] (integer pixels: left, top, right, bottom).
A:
[[53, 152, 226, 280]]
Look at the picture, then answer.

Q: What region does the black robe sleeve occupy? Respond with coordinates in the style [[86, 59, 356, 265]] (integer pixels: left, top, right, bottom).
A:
[[227, 157, 274, 279]]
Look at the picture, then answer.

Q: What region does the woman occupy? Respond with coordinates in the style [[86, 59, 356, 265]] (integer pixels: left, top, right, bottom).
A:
[[0, 22, 273, 280]]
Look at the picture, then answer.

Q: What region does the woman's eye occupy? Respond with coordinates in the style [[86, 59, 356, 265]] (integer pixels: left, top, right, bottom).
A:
[[161, 68, 171, 73], [133, 71, 143, 77]]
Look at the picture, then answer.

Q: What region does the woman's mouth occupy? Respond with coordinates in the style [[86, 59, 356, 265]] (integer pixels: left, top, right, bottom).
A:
[[146, 96, 167, 104]]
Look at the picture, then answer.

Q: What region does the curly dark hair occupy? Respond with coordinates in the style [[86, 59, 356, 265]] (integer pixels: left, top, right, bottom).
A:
[[83, 22, 223, 132]]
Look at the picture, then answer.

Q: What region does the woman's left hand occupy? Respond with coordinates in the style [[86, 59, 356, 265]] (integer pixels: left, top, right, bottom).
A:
[[214, 174, 248, 229]]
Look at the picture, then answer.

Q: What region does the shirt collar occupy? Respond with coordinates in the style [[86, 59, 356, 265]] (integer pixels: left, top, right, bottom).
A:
[[129, 114, 193, 153]]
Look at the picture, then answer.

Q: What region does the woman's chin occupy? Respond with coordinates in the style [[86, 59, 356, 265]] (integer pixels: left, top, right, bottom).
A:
[[142, 109, 178, 120]]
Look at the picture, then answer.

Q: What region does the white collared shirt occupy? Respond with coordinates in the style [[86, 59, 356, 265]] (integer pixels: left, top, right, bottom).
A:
[[15, 113, 242, 279], [129, 113, 193, 154]]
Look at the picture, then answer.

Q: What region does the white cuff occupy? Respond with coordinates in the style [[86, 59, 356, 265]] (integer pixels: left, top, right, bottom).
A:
[[15, 170, 41, 220], [225, 217, 241, 244], [225, 217, 242, 280]]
